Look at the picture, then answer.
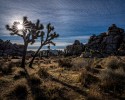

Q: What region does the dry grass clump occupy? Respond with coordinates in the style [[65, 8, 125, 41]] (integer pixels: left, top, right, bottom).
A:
[[58, 58, 72, 68], [86, 84, 103, 100], [99, 68, 125, 95], [30, 75, 41, 85], [72, 57, 85, 68], [7, 84, 28, 100], [105, 58, 119, 69], [38, 68, 50, 79], [13, 70, 26, 80], [0, 62, 14, 75], [13, 61, 22, 67], [103, 56, 125, 70]]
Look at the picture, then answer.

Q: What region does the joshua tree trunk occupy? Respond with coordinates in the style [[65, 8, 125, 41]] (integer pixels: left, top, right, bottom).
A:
[[29, 46, 42, 68], [21, 41, 28, 68]]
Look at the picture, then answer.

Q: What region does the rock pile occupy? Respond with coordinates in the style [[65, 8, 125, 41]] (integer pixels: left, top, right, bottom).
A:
[[64, 40, 85, 56], [0, 39, 24, 56], [82, 24, 125, 57]]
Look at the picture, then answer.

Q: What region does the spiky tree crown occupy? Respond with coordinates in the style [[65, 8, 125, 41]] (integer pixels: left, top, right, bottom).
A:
[[6, 16, 59, 46]]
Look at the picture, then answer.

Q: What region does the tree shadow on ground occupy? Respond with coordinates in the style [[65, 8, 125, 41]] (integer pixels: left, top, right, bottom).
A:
[[23, 68, 48, 100], [39, 70, 87, 97]]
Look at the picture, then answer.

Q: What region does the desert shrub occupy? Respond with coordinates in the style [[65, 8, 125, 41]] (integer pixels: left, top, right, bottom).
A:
[[117, 60, 125, 71], [18, 70, 26, 76], [38, 68, 49, 79], [13, 61, 22, 67], [8, 84, 28, 100], [105, 57, 125, 71], [79, 71, 86, 86], [72, 58, 85, 70], [106, 58, 119, 69], [30, 76, 41, 85], [14, 70, 26, 80], [80, 69, 99, 87], [0, 62, 3, 71], [87, 84, 102, 100], [58, 58, 72, 68], [1, 62, 14, 75], [84, 73, 99, 87], [99, 68, 125, 95], [12, 56, 21, 59]]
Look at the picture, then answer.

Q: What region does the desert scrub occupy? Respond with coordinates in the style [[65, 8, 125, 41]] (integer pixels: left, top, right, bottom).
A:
[[105, 57, 125, 70], [80, 69, 100, 87], [30, 75, 41, 85], [14, 70, 26, 80], [1, 62, 14, 75], [38, 68, 50, 79], [58, 58, 72, 68], [99, 68, 125, 95], [86, 84, 103, 100], [7, 84, 28, 100], [72, 57, 85, 70]]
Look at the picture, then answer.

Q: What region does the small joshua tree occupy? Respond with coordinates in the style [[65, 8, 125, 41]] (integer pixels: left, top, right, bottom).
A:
[[29, 23, 59, 67], [6, 16, 59, 68]]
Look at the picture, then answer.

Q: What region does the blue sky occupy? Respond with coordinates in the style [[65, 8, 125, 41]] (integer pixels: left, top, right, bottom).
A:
[[0, 0, 125, 50]]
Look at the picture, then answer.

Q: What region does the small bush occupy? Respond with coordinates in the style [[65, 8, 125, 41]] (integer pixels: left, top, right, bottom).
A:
[[14, 70, 26, 80], [58, 58, 72, 68], [38, 68, 49, 79], [30, 76, 41, 85], [72, 58, 84, 68], [80, 69, 99, 87], [99, 68, 125, 95], [1, 62, 13, 75], [8, 84, 28, 100], [106, 58, 119, 69], [79, 69, 87, 85], [87, 85, 102, 100], [14, 61, 22, 67]]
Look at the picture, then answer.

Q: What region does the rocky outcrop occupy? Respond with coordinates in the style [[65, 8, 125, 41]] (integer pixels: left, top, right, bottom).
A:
[[64, 40, 85, 56], [0, 39, 24, 56], [82, 24, 125, 57]]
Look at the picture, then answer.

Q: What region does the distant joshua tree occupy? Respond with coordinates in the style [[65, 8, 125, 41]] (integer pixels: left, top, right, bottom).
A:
[[6, 16, 59, 68]]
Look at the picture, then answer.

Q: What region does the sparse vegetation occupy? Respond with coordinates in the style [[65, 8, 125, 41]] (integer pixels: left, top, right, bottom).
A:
[[1, 62, 13, 75], [100, 68, 125, 95], [30, 75, 41, 85], [0, 56, 125, 100], [38, 68, 50, 79], [58, 58, 72, 68], [8, 84, 28, 100]]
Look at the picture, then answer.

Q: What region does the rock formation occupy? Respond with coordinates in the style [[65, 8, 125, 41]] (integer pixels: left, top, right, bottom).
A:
[[64, 40, 85, 56], [82, 24, 125, 57], [0, 39, 24, 56]]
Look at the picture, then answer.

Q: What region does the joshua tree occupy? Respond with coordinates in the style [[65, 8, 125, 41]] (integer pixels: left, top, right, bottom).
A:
[[6, 16, 44, 67], [29, 23, 59, 67], [6, 16, 59, 68]]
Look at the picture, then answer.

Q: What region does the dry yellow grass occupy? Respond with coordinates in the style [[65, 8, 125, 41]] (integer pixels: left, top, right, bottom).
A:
[[0, 56, 125, 100]]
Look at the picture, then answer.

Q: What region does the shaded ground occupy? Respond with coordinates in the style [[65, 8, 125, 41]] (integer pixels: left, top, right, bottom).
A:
[[0, 56, 125, 100]]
